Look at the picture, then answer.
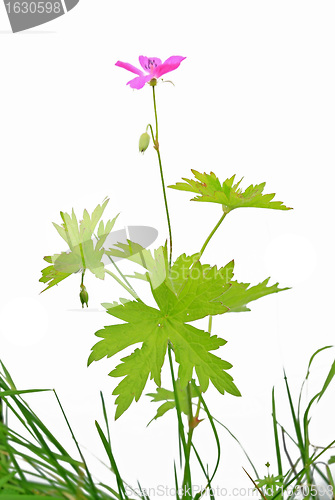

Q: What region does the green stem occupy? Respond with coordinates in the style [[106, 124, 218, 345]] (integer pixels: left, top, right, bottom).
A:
[[182, 430, 194, 496], [151, 86, 173, 267], [182, 383, 194, 494], [167, 344, 192, 499], [193, 388, 221, 497], [168, 343, 187, 452], [79, 242, 86, 270], [195, 398, 201, 419], [152, 86, 159, 140], [186, 383, 193, 422], [81, 269, 85, 286], [105, 269, 139, 301], [106, 254, 139, 298], [199, 212, 227, 259], [198, 212, 228, 337], [93, 231, 139, 299]]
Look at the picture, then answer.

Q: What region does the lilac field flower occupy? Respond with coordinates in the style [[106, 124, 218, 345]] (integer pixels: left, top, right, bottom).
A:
[[115, 55, 186, 89]]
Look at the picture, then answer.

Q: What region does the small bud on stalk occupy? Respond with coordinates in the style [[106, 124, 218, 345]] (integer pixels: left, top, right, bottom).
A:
[[80, 284, 89, 308], [139, 132, 150, 153]]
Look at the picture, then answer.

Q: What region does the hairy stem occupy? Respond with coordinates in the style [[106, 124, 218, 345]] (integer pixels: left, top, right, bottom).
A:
[[152, 85, 159, 140], [150, 86, 173, 267]]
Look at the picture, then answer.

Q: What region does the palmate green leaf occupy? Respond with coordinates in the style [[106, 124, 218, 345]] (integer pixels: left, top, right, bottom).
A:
[[40, 199, 118, 292], [89, 246, 287, 419], [107, 242, 169, 289], [39, 256, 72, 291], [89, 298, 235, 420], [148, 400, 176, 421], [223, 279, 290, 313], [108, 242, 287, 314], [169, 170, 292, 212], [109, 241, 227, 305], [147, 379, 201, 423]]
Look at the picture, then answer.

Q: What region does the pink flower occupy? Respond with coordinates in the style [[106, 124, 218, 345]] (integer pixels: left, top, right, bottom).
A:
[[115, 55, 186, 90]]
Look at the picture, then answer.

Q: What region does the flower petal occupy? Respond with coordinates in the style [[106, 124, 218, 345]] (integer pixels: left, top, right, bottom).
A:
[[127, 74, 152, 89], [139, 56, 162, 73], [154, 56, 186, 78], [115, 60, 144, 76]]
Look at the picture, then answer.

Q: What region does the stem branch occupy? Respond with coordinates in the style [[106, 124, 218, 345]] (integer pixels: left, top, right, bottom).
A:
[[199, 212, 227, 259], [106, 254, 139, 298], [105, 269, 139, 301]]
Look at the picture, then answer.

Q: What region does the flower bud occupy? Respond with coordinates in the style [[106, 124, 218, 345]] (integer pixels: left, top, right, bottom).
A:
[[139, 132, 150, 153], [80, 284, 89, 308]]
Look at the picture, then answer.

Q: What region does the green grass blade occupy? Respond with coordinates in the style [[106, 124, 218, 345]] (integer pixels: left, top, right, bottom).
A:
[[0, 361, 17, 389], [0, 496, 65, 499], [193, 384, 220, 486], [0, 471, 16, 487], [297, 346, 333, 419], [208, 465, 215, 500], [167, 344, 189, 497], [272, 388, 283, 479], [284, 371, 305, 459], [0, 389, 51, 397], [2, 448, 26, 486], [95, 420, 128, 500], [192, 443, 214, 500], [1, 365, 130, 499], [325, 464, 335, 500], [303, 393, 319, 455], [313, 462, 333, 486], [305, 346, 333, 381], [100, 391, 111, 446], [10, 394, 75, 463], [173, 461, 180, 500], [137, 480, 151, 500], [210, 414, 259, 478], [98, 482, 121, 499], [53, 390, 99, 497], [281, 427, 302, 487], [271, 440, 335, 500], [278, 423, 298, 448], [167, 345, 187, 453], [317, 358, 335, 402]]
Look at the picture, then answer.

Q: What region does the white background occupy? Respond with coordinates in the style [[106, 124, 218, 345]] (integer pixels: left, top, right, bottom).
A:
[[0, 0, 335, 495]]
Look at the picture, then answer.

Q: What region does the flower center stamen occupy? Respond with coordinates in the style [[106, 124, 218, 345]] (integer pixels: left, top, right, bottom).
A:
[[146, 59, 158, 73]]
